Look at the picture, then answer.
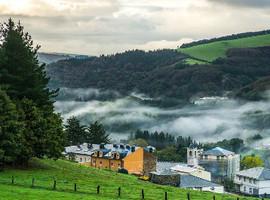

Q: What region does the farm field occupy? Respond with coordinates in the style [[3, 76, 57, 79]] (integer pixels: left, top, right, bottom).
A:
[[178, 34, 270, 63]]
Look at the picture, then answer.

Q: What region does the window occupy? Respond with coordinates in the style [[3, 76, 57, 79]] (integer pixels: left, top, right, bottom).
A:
[[238, 176, 241, 181], [80, 158, 82, 162], [189, 151, 192, 157], [249, 188, 252, 194], [253, 179, 256, 184], [244, 186, 246, 192], [244, 177, 246, 182], [249, 179, 252, 183]]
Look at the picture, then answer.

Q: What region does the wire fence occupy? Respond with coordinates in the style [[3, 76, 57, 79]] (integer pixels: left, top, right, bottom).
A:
[[0, 176, 267, 200]]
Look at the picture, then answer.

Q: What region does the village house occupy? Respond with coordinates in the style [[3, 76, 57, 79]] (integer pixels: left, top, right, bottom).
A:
[[187, 145, 240, 183], [156, 161, 211, 181], [234, 167, 270, 198], [149, 171, 224, 194], [171, 164, 211, 181], [63, 143, 93, 163], [64, 143, 157, 176]]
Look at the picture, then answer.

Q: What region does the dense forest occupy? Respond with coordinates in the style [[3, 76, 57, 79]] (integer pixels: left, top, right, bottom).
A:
[[180, 29, 270, 48], [47, 46, 270, 105]]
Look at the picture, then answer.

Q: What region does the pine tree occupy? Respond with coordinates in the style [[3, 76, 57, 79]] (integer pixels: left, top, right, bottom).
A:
[[0, 19, 65, 164], [65, 116, 86, 145], [0, 89, 22, 166], [86, 121, 110, 144], [0, 18, 57, 108]]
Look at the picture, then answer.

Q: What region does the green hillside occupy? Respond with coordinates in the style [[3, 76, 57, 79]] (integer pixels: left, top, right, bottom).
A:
[[0, 158, 263, 200], [178, 34, 270, 63]]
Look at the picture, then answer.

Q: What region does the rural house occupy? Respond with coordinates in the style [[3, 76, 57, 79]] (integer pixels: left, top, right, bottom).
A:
[[63, 143, 93, 163], [149, 171, 224, 194], [187, 145, 240, 183], [234, 167, 270, 197]]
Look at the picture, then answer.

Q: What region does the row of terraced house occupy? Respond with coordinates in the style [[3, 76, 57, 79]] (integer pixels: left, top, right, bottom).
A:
[[63, 143, 157, 175]]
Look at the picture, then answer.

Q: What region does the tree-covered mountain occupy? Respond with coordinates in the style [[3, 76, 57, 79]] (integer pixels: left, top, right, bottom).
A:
[[47, 46, 270, 104]]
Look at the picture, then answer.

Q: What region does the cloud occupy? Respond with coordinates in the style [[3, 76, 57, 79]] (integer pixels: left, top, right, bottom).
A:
[[207, 0, 270, 8], [0, 0, 270, 55], [54, 88, 270, 143]]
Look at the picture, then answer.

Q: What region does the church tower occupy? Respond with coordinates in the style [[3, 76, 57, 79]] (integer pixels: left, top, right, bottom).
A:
[[187, 144, 203, 167]]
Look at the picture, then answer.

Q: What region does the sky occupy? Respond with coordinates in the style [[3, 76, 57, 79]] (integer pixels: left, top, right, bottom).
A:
[[0, 0, 270, 55]]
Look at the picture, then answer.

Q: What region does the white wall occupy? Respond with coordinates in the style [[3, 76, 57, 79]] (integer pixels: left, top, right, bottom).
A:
[[74, 155, 91, 163], [192, 186, 224, 194], [258, 180, 270, 195], [190, 170, 211, 181]]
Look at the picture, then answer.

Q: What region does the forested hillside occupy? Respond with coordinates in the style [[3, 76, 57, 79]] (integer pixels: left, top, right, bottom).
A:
[[47, 46, 270, 104]]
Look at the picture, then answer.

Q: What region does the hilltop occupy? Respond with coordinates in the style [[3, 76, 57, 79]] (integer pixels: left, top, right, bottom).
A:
[[0, 158, 262, 200], [178, 30, 270, 64]]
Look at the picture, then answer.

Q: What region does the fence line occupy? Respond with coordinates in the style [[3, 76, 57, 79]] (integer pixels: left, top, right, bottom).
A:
[[0, 176, 265, 200]]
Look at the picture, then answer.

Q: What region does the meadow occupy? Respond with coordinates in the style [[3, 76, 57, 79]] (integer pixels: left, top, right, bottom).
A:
[[0, 158, 264, 200], [179, 34, 270, 63]]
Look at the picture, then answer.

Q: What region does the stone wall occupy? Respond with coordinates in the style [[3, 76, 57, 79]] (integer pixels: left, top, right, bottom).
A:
[[150, 173, 180, 186]]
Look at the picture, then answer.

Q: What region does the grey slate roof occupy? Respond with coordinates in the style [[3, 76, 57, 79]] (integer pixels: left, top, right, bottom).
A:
[[202, 147, 234, 156], [63, 143, 154, 159], [180, 175, 222, 188], [236, 167, 270, 181], [156, 162, 184, 172]]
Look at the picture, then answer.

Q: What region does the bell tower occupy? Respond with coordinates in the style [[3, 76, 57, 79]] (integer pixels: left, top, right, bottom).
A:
[[187, 144, 203, 167]]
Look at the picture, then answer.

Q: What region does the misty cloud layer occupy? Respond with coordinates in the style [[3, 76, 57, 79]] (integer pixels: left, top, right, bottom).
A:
[[54, 88, 270, 144], [1, 0, 270, 55]]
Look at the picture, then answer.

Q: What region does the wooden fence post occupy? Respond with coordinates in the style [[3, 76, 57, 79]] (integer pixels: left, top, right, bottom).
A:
[[32, 178, 35, 187], [213, 195, 216, 200], [11, 176, 14, 184], [97, 185, 100, 194], [53, 180, 56, 190], [237, 197, 239, 200], [165, 191, 168, 200], [141, 189, 145, 199], [118, 187, 121, 197], [187, 192, 190, 200], [74, 183, 77, 192]]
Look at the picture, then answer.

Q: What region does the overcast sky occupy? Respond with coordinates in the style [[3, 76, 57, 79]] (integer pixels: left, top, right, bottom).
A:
[[0, 0, 270, 55]]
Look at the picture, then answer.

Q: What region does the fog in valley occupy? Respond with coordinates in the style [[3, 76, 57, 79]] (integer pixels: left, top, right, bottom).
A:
[[54, 88, 270, 146]]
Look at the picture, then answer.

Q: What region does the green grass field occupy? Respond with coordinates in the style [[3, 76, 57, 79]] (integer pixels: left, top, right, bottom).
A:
[[178, 34, 270, 63], [0, 158, 264, 200]]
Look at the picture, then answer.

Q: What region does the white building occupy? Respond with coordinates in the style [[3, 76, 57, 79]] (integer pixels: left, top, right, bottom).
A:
[[187, 146, 240, 183], [171, 164, 211, 181], [63, 143, 93, 163], [180, 175, 224, 194], [234, 167, 270, 197]]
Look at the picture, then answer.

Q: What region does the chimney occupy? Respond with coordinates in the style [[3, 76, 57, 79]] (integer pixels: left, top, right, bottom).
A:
[[100, 143, 105, 149], [131, 146, 136, 152]]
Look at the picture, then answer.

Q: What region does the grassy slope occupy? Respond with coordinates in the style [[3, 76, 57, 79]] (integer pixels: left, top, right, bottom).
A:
[[178, 34, 270, 62], [0, 158, 263, 200]]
